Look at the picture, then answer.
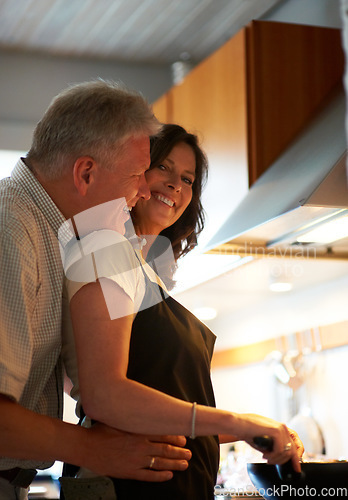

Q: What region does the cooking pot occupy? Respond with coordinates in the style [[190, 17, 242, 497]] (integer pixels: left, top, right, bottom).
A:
[[247, 462, 348, 500], [247, 436, 348, 500]]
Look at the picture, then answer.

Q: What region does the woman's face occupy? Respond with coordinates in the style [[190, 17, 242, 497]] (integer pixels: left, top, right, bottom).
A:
[[134, 141, 196, 235]]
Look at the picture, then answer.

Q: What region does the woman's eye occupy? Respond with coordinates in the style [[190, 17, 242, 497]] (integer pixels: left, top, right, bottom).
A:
[[183, 177, 193, 185], [157, 164, 166, 171]]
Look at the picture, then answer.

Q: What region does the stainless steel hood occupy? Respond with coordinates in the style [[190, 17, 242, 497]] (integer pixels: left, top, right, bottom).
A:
[[206, 88, 348, 260]]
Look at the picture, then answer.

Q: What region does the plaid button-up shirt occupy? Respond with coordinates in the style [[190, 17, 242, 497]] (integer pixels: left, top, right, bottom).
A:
[[0, 159, 65, 470]]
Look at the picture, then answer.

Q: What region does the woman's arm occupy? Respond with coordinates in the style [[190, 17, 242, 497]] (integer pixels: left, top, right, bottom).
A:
[[219, 435, 238, 445], [71, 278, 303, 468]]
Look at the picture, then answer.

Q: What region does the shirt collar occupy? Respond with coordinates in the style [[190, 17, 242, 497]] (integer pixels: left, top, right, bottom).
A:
[[11, 158, 66, 237]]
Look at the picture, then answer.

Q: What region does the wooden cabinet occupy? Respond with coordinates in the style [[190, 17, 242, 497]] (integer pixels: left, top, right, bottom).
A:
[[212, 320, 348, 368], [170, 29, 248, 167], [153, 21, 344, 188], [152, 92, 170, 124], [246, 21, 345, 184], [153, 30, 250, 244]]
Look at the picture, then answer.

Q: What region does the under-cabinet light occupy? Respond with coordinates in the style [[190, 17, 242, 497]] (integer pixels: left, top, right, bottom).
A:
[[296, 215, 348, 244]]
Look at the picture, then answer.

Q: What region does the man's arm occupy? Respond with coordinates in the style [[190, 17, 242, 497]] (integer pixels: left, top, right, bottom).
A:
[[0, 395, 191, 481]]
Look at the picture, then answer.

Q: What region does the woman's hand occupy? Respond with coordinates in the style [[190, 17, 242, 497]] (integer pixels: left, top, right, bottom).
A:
[[288, 428, 304, 458], [234, 413, 304, 472]]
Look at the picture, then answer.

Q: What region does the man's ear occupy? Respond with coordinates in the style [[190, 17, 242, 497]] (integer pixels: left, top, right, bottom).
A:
[[72, 157, 97, 196]]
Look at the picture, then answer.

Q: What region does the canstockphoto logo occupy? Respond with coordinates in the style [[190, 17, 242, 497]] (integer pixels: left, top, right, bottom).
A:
[[215, 485, 348, 497], [58, 199, 175, 320], [259, 485, 348, 497]]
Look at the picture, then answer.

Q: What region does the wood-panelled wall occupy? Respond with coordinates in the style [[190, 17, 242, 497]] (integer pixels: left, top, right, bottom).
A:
[[211, 320, 348, 369]]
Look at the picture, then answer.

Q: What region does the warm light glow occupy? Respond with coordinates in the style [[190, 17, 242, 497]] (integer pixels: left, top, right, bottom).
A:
[[269, 281, 293, 293], [173, 252, 242, 294], [193, 306, 217, 321], [29, 486, 47, 494], [296, 215, 348, 244]]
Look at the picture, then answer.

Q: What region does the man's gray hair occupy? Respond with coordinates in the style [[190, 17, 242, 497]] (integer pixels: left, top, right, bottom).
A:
[[27, 79, 160, 179]]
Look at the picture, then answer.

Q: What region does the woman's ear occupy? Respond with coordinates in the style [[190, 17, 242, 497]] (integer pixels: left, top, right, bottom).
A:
[[72, 157, 97, 196]]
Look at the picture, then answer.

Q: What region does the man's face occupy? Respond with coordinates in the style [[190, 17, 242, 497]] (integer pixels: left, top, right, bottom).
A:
[[91, 134, 151, 209]]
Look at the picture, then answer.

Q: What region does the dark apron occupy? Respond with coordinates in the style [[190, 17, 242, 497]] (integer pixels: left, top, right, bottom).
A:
[[112, 264, 219, 500]]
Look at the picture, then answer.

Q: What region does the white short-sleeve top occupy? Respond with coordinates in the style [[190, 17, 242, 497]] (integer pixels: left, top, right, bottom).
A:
[[61, 229, 166, 407]]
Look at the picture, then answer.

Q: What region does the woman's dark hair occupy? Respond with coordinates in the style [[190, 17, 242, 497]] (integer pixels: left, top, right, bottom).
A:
[[145, 123, 208, 261]]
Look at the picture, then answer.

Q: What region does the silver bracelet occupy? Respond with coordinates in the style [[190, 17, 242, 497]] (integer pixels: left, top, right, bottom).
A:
[[190, 402, 197, 439]]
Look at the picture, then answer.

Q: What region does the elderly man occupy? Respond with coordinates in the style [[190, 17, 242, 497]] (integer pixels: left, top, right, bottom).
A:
[[0, 80, 191, 500]]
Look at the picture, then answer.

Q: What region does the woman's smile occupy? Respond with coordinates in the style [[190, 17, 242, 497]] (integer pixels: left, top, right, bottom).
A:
[[152, 192, 175, 208]]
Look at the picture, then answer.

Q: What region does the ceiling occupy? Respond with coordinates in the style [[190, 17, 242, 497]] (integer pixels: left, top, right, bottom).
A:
[[0, 0, 282, 64]]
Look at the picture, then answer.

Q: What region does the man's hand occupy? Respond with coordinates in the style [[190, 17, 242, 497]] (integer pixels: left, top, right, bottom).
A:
[[0, 396, 190, 480], [84, 424, 192, 481]]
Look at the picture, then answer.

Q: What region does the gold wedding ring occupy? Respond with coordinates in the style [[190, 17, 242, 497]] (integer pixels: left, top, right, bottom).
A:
[[149, 456, 155, 469], [283, 442, 292, 452]]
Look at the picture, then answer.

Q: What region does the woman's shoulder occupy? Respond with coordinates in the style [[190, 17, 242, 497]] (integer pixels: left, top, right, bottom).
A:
[[63, 230, 137, 281], [81, 229, 130, 252], [68, 230, 135, 265]]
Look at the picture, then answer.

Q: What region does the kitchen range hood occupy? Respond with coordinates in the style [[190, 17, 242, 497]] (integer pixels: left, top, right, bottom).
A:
[[206, 88, 348, 260]]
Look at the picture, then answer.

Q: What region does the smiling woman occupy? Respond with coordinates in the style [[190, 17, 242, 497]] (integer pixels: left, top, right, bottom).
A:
[[133, 141, 196, 236], [63, 123, 303, 500], [131, 124, 208, 265]]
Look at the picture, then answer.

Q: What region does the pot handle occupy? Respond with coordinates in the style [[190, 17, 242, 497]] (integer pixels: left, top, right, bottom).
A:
[[252, 436, 301, 481]]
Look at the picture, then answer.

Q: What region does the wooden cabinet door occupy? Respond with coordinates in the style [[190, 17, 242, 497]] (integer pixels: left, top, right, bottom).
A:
[[246, 21, 345, 184], [152, 92, 171, 124], [168, 29, 250, 243], [170, 29, 248, 169]]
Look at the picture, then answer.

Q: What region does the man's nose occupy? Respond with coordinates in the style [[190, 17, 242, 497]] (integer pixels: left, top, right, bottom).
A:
[[138, 173, 151, 200]]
